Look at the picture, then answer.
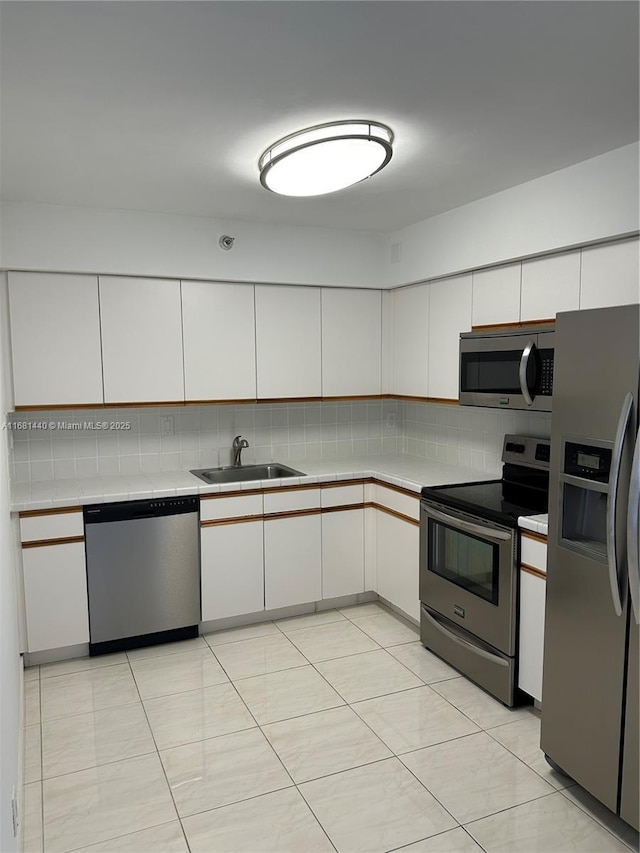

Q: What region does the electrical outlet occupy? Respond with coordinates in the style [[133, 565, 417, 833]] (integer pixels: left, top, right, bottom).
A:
[[161, 416, 174, 436], [384, 412, 397, 431], [11, 786, 18, 837]]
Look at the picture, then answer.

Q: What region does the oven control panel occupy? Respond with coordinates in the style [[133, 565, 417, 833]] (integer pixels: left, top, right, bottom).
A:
[[502, 434, 550, 470]]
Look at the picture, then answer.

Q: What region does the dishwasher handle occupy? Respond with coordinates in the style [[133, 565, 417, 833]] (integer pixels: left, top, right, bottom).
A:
[[84, 495, 199, 524]]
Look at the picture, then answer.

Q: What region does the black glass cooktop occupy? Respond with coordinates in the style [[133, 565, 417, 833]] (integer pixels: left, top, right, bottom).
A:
[[420, 478, 548, 528]]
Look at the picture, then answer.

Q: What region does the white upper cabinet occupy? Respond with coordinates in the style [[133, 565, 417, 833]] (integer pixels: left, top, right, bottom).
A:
[[99, 276, 184, 403], [580, 239, 640, 310], [472, 264, 521, 327], [182, 280, 256, 401], [520, 251, 581, 321], [322, 289, 381, 396], [255, 285, 321, 399], [9, 272, 104, 407], [428, 274, 472, 400], [391, 284, 430, 397]]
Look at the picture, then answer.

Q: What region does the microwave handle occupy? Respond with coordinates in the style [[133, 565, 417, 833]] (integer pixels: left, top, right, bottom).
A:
[[607, 391, 633, 617], [627, 425, 640, 625], [518, 339, 536, 407]]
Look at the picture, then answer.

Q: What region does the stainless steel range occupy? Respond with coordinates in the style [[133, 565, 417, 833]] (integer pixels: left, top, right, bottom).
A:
[[419, 434, 550, 706]]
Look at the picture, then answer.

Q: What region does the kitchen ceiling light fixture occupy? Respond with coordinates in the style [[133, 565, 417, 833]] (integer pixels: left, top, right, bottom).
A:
[[258, 120, 393, 197]]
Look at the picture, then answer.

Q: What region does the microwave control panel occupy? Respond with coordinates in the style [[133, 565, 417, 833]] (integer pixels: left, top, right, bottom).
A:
[[538, 351, 554, 396]]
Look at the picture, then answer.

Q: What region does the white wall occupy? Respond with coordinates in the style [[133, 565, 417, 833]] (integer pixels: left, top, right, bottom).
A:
[[0, 273, 20, 853], [385, 143, 640, 287], [0, 203, 386, 288]]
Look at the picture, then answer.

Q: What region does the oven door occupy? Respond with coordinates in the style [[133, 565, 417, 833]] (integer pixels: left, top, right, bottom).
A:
[[459, 332, 553, 412], [419, 500, 517, 655]]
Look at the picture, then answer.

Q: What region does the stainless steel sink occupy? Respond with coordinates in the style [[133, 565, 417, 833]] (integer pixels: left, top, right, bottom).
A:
[[190, 463, 305, 485]]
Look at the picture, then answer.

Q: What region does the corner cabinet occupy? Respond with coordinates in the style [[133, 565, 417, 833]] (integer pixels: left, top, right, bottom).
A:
[[321, 484, 365, 598], [9, 272, 104, 408], [99, 276, 185, 404], [182, 280, 257, 402], [19, 509, 89, 653], [374, 484, 421, 622], [255, 285, 322, 399], [518, 529, 547, 703], [391, 283, 430, 398]]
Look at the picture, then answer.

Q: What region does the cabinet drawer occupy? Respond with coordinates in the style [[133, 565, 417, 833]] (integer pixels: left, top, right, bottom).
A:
[[201, 493, 263, 522], [375, 485, 420, 521], [321, 484, 364, 508], [521, 533, 547, 574], [20, 511, 84, 543], [264, 488, 320, 515]]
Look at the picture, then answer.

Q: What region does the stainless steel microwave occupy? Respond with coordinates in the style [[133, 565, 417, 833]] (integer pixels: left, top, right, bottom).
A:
[[459, 325, 554, 411]]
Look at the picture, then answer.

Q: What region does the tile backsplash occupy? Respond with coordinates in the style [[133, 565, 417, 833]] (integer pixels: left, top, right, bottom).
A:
[[8, 400, 551, 482]]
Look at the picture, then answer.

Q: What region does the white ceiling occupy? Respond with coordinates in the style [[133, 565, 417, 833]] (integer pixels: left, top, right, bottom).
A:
[[1, 1, 638, 234]]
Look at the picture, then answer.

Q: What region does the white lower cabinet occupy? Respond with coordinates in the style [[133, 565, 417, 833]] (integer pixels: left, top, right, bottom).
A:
[[201, 520, 264, 621], [518, 569, 546, 702], [375, 510, 420, 622], [264, 514, 322, 610], [322, 509, 365, 599], [22, 542, 89, 652]]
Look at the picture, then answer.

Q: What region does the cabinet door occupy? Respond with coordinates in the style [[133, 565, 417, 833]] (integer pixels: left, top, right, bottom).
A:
[[472, 264, 521, 327], [428, 274, 472, 401], [322, 289, 381, 396], [264, 514, 322, 609], [255, 286, 321, 399], [22, 542, 89, 652], [182, 281, 257, 401], [391, 284, 429, 397], [322, 509, 365, 599], [376, 510, 420, 622], [9, 272, 103, 407], [580, 239, 640, 310], [201, 520, 264, 621], [520, 251, 580, 321], [99, 276, 184, 403], [518, 569, 546, 702]]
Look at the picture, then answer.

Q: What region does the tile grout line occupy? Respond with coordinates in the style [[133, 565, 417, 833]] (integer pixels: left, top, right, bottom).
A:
[[125, 654, 193, 853]]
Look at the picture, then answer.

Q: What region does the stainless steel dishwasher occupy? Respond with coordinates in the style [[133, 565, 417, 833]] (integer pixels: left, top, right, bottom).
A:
[[84, 496, 200, 655]]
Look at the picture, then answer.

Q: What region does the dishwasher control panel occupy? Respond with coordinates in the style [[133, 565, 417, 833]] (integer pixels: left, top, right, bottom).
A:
[[84, 495, 199, 524]]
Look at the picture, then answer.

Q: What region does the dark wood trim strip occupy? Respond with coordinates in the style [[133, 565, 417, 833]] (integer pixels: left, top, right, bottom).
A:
[[471, 319, 556, 332], [387, 395, 459, 405], [320, 480, 366, 490], [320, 395, 387, 402], [15, 404, 103, 412], [374, 481, 420, 500], [201, 516, 263, 528], [521, 563, 547, 580], [185, 399, 257, 406], [522, 530, 548, 544], [264, 508, 323, 521], [369, 503, 420, 526], [22, 535, 85, 549], [19, 506, 82, 518], [200, 489, 264, 500], [257, 397, 323, 404], [319, 503, 364, 515], [201, 503, 365, 526]]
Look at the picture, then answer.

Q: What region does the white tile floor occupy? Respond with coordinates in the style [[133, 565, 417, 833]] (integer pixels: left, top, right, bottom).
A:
[[22, 602, 639, 853]]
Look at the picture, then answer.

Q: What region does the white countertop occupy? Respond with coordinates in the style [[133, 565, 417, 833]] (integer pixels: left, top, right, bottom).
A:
[[11, 454, 493, 512], [518, 514, 549, 537]]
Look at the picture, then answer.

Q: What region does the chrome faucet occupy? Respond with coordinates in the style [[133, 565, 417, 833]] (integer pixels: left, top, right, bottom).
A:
[[232, 435, 249, 467]]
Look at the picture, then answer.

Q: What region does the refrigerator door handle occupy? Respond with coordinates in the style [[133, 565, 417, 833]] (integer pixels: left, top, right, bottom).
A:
[[627, 426, 640, 625], [607, 391, 633, 617], [519, 339, 536, 407]]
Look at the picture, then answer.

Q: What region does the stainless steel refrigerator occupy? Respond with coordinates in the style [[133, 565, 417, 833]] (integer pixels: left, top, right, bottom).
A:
[[541, 303, 639, 831]]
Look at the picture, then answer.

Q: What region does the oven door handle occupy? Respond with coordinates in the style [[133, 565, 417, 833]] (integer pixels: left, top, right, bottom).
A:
[[518, 339, 536, 407], [423, 504, 512, 542], [422, 609, 509, 667]]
